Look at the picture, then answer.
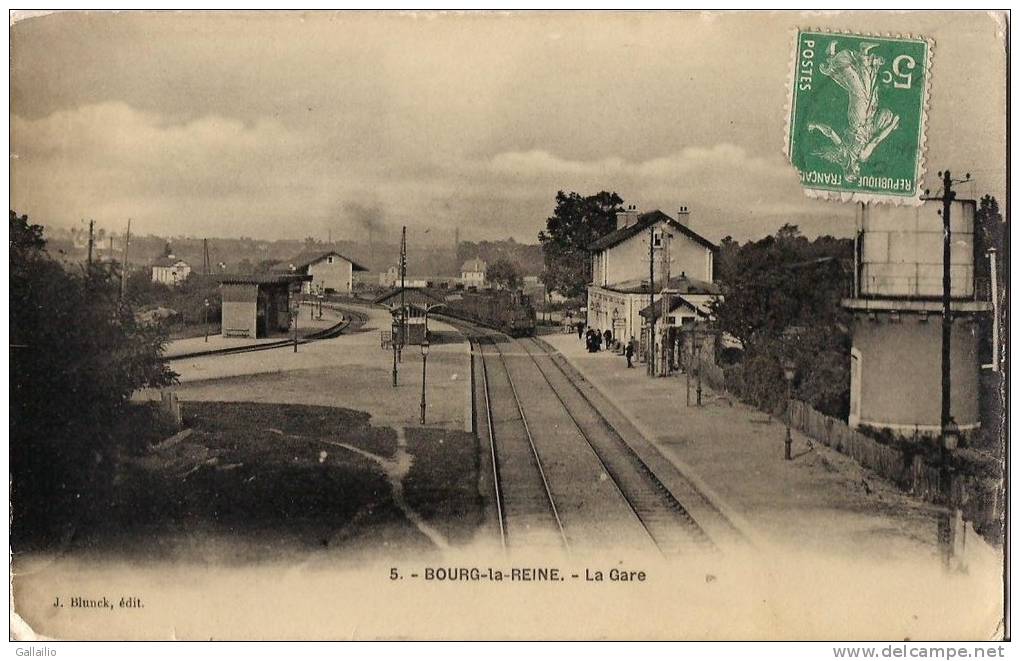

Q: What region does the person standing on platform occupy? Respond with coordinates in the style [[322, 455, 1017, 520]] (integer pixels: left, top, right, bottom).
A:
[[625, 336, 635, 368]]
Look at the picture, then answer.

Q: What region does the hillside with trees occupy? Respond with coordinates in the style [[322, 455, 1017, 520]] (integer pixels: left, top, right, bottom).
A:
[[455, 238, 543, 277]]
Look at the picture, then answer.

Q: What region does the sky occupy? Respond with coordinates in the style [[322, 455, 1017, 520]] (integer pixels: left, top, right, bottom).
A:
[[10, 10, 1008, 246]]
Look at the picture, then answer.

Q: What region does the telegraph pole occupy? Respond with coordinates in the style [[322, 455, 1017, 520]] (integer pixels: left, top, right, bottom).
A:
[[936, 169, 970, 569], [87, 219, 95, 269], [939, 170, 954, 437], [662, 230, 671, 374], [936, 170, 971, 435], [648, 227, 655, 377], [119, 219, 131, 302], [399, 226, 407, 363]]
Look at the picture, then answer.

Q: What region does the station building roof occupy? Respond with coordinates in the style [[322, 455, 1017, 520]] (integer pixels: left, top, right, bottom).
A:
[[639, 295, 714, 321], [152, 256, 190, 268], [373, 287, 447, 309], [461, 258, 487, 272], [217, 273, 313, 286], [603, 273, 721, 295], [588, 209, 718, 252], [273, 250, 368, 274]]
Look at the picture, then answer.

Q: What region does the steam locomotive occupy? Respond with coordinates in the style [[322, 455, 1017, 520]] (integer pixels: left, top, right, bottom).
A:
[[438, 287, 536, 337]]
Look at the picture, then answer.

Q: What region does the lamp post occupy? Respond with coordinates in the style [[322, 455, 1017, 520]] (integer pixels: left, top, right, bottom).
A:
[[782, 358, 796, 460], [391, 310, 400, 387], [203, 298, 210, 343], [420, 338, 430, 424], [686, 327, 692, 406], [292, 296, 299, 353], [695, 334, 703, 406], [414, 302, 446, 421]]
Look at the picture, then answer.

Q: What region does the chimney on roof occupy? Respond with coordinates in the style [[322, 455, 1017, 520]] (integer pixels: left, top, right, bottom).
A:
[[616, 205, 640, 230], [677, 205, 690, 227]]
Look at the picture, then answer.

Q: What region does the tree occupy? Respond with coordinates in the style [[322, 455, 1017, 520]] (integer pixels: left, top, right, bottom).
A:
[[10, 211, 177, 548], [255, 258, 282, 273], [711, 226, 853, 418], [537, 190, 623, 299], [487, 258, 523, 290], [974, 195, 1004, 281], [714, 235, 741, 284]]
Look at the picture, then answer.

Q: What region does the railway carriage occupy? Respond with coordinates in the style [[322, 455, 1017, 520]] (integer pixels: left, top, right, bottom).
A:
[[374, 285, 536, 337], [441, 288, 536, 337]]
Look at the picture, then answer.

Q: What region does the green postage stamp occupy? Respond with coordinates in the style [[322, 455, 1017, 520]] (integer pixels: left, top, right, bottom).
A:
[[786, 30, 933, 204]]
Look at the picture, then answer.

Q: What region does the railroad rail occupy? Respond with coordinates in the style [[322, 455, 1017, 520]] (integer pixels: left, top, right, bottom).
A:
[[452, 313, 738, 554], [517, 335, 713, 554], [473, 332, 569, 551]]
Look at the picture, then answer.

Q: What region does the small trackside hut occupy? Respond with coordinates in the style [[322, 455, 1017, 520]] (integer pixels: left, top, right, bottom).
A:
[[218, 273, 312, 339]]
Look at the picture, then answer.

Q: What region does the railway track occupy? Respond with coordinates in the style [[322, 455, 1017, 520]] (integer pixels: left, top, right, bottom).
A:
[[475, 333, 569, 551], [462, 319, 717, 556], [166, 303, 369, 361], [517, 335, 713, 554]]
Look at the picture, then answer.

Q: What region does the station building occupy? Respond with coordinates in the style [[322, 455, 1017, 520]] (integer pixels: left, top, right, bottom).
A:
[[218, 273, 312, 339], [586, 206, 718, 348], [274, 250, 368, 295], [842, 199, 993, 437]]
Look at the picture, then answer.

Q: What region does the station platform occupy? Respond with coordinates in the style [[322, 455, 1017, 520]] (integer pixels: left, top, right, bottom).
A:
[[163, 302, 344, 358], [540, 332, 1002, 571]]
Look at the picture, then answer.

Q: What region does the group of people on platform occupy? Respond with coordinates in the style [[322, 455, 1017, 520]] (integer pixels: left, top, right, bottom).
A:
[[575, 321, 638, 368]]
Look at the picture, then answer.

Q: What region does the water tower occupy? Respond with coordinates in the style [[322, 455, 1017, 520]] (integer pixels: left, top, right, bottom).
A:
[[842, 199, 993, 437]]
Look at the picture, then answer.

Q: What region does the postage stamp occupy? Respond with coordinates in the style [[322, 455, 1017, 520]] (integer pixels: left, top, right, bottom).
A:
[[785, 29, 933, 204]]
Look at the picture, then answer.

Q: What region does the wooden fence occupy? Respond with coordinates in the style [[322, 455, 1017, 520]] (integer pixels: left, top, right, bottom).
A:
[[787, 400, 1003, 541], [692, 354, 1002, 541]]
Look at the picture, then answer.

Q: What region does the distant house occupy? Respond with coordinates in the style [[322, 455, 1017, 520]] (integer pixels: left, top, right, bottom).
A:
[[461, 258, 487, 287], [587, 205, 718, 348], [273, 250, 368, 295], [151, 255, 192, 286], [379, 265, 401, 288]]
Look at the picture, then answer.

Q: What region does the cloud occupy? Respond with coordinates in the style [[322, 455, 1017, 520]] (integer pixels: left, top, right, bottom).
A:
[[458, 144, 846, 240], [11, 102, 351, 235], [11, 100, 856, 242]]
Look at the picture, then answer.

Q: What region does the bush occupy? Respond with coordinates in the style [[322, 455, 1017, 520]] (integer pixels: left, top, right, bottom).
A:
[[10, 211, 177, 548]]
